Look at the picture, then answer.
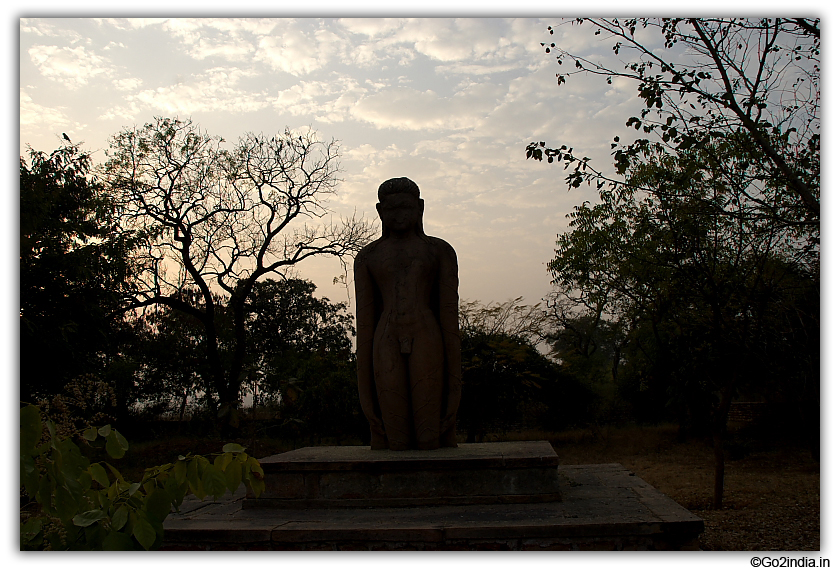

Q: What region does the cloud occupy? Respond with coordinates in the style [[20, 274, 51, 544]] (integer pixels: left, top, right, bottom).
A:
[[337, 18, 545, 74], [337, 18, 407, 38], [20, 19, 87, 42], [187, 36, 254, 61], [94, 18, 169, 30], [127, 67, 269, 115], [19, 89, 91, 150], [112, 76, 143, 92], [256, 23, 345, 76], [162, 18, 280, 61], [28, 45, 113, 89], [19, 89, 75, 130], [434, 62, 523, 76], [350, 83, 503, 131], [272, 76, 367, 122]]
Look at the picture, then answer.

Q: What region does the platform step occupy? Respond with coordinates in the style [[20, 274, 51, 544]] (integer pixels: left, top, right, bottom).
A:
[[244, 441, 563, 509]]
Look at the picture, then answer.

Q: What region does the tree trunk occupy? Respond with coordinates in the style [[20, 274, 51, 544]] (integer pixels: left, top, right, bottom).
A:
[[712, 378, 736, 509], [216, 292, 250, 435], [178, 387, 188, 422], [712, 430, 726, 510]]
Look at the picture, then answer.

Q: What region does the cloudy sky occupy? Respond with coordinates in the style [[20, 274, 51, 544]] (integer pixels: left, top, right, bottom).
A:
[[19, 16, 658, 312]]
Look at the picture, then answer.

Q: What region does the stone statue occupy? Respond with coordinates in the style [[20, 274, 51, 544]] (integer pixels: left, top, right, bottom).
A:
[[354, 177, 461, 450]]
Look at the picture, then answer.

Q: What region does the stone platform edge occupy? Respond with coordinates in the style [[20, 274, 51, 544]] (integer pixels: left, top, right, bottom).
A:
[[163, 463, 705, 551], [246, 441, 564, 508], [255, 440, 559, 472]]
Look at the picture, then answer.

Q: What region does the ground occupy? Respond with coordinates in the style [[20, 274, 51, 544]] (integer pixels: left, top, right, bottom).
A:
[[117, 423, 822, 551], [528, 424, 820, 551]]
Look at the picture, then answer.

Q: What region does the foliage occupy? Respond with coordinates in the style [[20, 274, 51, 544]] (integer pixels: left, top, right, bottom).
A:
[[20, 404, 264, 550], [458, 299, 593, 441], [128, 290, 220, 420], [545, 305, 628, 424], [246, 278, 362, 442], [104, 117, 375, 423], [459, 297, 548, 345], [109, 277, 361, 441], [528, 18, 819, 507], [36, 376, 118, 440], [528, 18, 819, 239], [543, 137, 818, 506], [20, 142, 142, 403]]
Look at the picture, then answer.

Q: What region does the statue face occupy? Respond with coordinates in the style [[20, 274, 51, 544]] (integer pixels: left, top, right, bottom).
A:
[[377, 193, 423, 234]]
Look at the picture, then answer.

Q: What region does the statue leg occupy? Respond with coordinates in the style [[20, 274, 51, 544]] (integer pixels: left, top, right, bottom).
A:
[[374, 334, 413, 451], [409, 329, 445, 450]]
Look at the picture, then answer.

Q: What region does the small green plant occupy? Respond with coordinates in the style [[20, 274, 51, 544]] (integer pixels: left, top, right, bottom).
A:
[[20, 404, 265, 550]]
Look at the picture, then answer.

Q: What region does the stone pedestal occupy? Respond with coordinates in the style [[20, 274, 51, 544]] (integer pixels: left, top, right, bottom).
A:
[[244, 441, 563, 509], [162, 442, 704, 550]]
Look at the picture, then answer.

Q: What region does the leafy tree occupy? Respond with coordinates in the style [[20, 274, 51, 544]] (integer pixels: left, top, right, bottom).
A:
[[20, 142, 142, 404], [129, 294, 213, 422], [528, 18, 819, 238], [104, 118, 375, 428], [245, 278, 362, 443], [545, 138, 817, 508], [545, 302, 628, 424], [529, 17, 819, 509], [458, 299, 593, 441]]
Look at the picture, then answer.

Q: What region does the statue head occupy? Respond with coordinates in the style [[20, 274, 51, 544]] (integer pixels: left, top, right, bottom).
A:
[[376, 177, 426, 238]]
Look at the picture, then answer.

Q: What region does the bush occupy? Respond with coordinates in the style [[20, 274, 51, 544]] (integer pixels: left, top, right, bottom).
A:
[[20, 404, 264, 550]]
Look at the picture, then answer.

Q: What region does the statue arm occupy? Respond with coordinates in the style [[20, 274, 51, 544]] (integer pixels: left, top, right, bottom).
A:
[[437, 240, 461, 433], [354, 252, 384, 435]]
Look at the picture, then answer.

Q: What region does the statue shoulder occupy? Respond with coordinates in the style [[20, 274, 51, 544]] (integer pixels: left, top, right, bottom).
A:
[[355, 240, 380, 266], [429, 236, 457, 261]]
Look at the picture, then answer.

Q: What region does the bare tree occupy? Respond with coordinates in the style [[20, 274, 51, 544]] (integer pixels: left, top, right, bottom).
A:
[[459, 297, 549, 346], [105, 117, 375, 426]]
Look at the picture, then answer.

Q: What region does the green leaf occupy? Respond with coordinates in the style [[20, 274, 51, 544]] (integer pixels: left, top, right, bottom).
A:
[[132, 516, 156, 550], [73, 509, 107, 527], [244, 457, 265, 498], [114, 429, 129, 451], [20, 518, 43, 548], [186, 458, 202, 498], [21, 454, 39, 498], [173, 459, 187, 485], [83, 426, 98, 441], [104, 461, 124, 482], [36, 472, 54, 514], [55, 484, 79, 522], [111, 505, 129, 531], [128, 482, 141, 496], [201, 465, 228, 499], [20, 405, 42, 453], [89, 463, 110, 488], [98, 424, 112, 437], [224, 460, 242, 494], [103, 530, 136, 551], [163, 473, 188, 509], [246, 456, 265, 479], [106, 430, 126, 459], [144, 488, 172, 523], [222, 443, 245, 454], [214, 451, 232, 472]]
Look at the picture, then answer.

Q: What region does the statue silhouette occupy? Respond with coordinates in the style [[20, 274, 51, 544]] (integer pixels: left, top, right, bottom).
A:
[[354, 178, 461, 450]]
